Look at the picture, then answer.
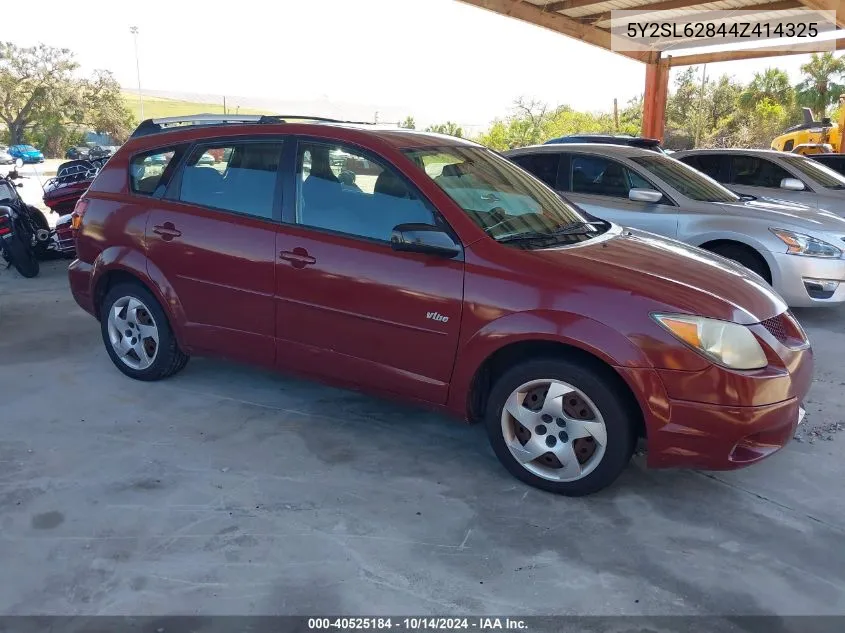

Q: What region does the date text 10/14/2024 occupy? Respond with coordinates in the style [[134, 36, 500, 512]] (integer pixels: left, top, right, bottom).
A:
[[307, 618, 528, 631]]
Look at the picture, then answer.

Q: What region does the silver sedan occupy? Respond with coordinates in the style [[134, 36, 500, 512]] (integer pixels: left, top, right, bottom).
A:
[[505, 143, 845, 308]]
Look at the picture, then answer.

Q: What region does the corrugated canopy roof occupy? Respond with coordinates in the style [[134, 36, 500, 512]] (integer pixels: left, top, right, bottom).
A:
[[457, 0, 845, 65]]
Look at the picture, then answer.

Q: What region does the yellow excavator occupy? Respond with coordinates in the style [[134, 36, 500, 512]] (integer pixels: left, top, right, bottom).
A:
[[771, 95, 845, 155]]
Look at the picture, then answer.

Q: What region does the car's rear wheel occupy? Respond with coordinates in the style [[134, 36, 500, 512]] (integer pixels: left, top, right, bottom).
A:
[[485, 358, 636, 496], [100, 282, 189, 381]]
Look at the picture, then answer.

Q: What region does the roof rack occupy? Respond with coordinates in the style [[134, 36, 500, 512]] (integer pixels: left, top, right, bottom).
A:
[[129, 113, 374, 139]]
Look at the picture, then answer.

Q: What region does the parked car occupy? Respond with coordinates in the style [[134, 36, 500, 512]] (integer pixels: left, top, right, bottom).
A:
[[545, 134, 665, 153], [805, 153, 845, 177], [674, 148, 845, 213], [87, 145, 113, 160], [506, 143, 845, 308], [8, 144, 44, 163], [65, 146, 91, 160], [0, 145, 14, 165], [197, 152, 216, 166], [68, 114, 811, 496]]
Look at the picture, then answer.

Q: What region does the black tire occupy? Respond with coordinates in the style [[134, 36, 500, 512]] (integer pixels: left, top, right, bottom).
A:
[[100, 282, 190, 381], [485, 358, 636, 496], [4, 232, 39, 278], [705, 243, 771, 284]]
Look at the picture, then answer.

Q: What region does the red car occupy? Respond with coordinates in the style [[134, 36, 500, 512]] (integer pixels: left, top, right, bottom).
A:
[[68, 115, 812, 495]]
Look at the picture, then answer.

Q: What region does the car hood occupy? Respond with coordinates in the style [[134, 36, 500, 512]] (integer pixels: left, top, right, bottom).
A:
[[718, 198, 845, 232], [526, 226, 786, 325]]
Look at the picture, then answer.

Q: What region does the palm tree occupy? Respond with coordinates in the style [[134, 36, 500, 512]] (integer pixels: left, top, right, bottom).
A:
[[796, 52, 845, 119], [740, 68, 794, 110]]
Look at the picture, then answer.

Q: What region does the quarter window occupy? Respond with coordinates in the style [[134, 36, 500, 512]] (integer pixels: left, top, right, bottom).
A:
[[296, 142, 434, 241], [130, 149, 177, 195], [179, 142, 283, 219], [729, 156, 792, 188], [570, 155, 655, 198]]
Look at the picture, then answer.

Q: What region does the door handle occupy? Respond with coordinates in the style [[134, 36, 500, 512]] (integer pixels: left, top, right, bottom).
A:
[[279, 248, 316, 268], [153, 222, 182, 240]]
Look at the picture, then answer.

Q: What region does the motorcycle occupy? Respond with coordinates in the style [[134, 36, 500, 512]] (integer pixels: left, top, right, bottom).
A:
[[0, 159, 52, 277]]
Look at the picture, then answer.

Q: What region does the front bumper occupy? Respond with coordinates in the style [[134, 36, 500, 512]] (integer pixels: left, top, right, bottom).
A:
[[772, 251, 845, 307], [617, 340, 812, 470]]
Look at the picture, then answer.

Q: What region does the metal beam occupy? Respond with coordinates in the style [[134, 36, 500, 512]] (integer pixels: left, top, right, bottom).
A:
[[543, 0, 615, 12], [456, 0, 655, 62], [794, 0, 845, 29], [584, 0, 802, 23], [667, 36, 845, 65]]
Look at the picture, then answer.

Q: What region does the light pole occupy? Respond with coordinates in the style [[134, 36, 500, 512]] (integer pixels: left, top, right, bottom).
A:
[[130, 26, 144, 120]]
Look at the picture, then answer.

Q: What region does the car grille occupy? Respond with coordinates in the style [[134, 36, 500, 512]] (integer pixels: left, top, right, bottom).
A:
[[761, 315, 788, 344], [760, 311, 806, 346]]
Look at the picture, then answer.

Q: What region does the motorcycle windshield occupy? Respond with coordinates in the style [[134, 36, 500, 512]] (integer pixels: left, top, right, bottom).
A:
[[0, 181, 15, 202]]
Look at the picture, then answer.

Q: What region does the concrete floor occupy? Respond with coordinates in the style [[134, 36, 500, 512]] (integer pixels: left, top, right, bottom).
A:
[[1, 260, 845, 617]]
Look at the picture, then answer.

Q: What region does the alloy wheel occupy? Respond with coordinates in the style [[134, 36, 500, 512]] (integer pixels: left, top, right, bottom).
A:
[[106, 296, 160, 370], [500, 378, 607, 482]]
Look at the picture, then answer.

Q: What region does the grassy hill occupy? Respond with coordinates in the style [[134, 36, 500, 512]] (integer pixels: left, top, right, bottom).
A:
[[122, 92, 273, 121]]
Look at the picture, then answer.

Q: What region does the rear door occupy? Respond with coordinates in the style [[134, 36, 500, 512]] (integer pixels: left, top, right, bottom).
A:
[[144, 139, 285, 365], [562, 153, 679, 237], [272, 139, 464, 404]]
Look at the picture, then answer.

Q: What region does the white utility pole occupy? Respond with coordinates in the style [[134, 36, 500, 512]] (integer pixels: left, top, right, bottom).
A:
[[130, 26, 144, 120]]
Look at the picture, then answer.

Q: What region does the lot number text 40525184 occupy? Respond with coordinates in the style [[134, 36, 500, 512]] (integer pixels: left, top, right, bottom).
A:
[[307, 617, 529, 631]]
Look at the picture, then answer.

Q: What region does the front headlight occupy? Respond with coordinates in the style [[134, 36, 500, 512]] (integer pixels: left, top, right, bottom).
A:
[[653, 314, 768, 370], [770, 228, 842, 258]]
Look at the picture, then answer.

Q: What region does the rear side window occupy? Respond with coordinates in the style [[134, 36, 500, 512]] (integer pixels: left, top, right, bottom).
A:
[[178, 142, 283, 219], [509, 153, 561, 189], [679, 154, 726, 181], [130, 149, 177, 195]]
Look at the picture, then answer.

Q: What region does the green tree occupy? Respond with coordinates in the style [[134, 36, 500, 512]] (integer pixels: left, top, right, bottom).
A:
[[739, 68, 793, 110], [0, 42, 135, 153], [400, 115, 416, 129], [425, 121, 464, 137], [795, 52, 845, 119]]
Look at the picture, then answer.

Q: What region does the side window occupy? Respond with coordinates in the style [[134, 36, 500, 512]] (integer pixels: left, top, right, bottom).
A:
[[179, 141, 283, 219], [570, 155, 655, 198], [681, 154, 725, 180], [729, 156, 792, 188], [783, 139, 794, 152], [130, 149, 176, 195], [510, 153, 561, 189], [296, 142, 435, 242]]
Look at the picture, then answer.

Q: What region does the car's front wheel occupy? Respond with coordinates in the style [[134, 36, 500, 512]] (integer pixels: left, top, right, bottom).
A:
[[100, 283, 189, 381], [485, 358, 636, 496]]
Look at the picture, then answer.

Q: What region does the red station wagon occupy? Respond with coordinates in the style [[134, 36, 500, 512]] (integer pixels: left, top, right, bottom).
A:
[[68, 115, 812, 495]]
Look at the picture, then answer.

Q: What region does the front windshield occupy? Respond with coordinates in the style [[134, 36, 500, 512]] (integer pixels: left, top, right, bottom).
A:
[[629, 154, 739, 203], [0, 181, 15, 202], [781, 154, 845, 189], [403, 146, 601, 243]]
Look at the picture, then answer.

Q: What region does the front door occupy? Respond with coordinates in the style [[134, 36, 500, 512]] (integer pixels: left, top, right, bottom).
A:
[[564, 153, 679, 237], [273, 140, 464, 404], [727, 154, 816, 206], [144, 139, 285, 365]]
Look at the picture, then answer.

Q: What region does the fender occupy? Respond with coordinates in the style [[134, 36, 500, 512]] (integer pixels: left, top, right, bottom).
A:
[[90, 246, 189, 348], [446, 309, 654, 416], [688, 231, 778, 285]]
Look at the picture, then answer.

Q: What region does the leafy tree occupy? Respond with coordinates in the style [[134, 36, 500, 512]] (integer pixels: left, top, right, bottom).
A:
[[400, 115, 416, 129], [739, 68, 793, 110], [0, 42, 135, 153], [426, 121, 464, 138], [795, 52, 845, 119]]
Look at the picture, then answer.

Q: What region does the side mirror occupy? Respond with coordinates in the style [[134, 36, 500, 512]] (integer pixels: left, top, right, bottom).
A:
[[15, 182, 23, 188], [629, 188, 663, 203], [14, 158, 23, 169], [390, 223, 461, 258], [780, 178, 805, 191]]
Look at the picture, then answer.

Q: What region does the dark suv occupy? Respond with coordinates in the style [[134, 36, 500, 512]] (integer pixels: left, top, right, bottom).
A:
[[68, 115, 811, 495]]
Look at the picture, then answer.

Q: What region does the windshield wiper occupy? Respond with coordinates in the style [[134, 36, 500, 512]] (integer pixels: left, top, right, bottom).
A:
[[495, 220, 605, 244]]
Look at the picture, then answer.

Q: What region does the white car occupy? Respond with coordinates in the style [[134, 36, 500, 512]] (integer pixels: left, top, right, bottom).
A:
[[0, 146, 13, 165]]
